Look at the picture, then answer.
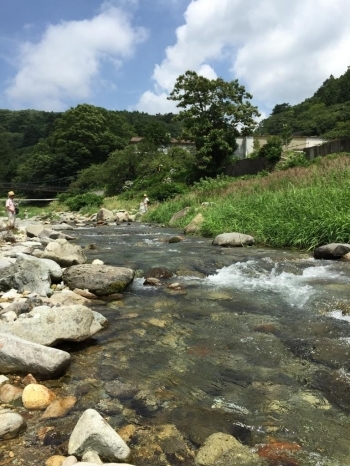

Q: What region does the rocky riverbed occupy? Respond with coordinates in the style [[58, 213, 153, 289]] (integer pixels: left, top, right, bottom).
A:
[[1, 210, 350, 465]]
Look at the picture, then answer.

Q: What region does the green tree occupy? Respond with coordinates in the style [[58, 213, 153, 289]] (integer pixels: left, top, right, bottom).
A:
[[15, 104, 134, 187], [168, 71, 260, 178]]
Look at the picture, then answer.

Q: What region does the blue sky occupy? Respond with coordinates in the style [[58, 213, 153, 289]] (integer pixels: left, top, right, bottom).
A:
[[1, 0, 350, 117]]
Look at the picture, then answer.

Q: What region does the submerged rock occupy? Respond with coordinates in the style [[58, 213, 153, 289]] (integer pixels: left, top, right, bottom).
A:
[[144, 267, 173, 279], [195, 432, 259, 466]]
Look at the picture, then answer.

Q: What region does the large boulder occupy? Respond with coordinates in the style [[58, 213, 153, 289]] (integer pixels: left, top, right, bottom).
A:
[[169, 207, 191, 226], [115, 210, 130, 222], [0, 305, 105, 346], [0, 333, 71, 377], [212, 232, 255, 247], [68, 409, 130, 462], [184, 213, 204, 234], [96, 208, 115, 223], [26, 223, 45, 238], [42, 239, 87, 267], [0, 254, 61, 296], [63, 264, 134, 296], [314, 243, 350, 260]]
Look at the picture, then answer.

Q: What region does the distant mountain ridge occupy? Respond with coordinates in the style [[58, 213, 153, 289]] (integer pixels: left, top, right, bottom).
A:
[[256, 67, 350, 139]]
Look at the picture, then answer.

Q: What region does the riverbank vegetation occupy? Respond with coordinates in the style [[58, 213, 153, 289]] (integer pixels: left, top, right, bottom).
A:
[[146, 153, 350, 250]]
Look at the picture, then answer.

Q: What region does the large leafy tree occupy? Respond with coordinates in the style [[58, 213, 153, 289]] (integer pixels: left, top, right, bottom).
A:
[[168, 71, 260, 178], [16, 104, 134, 186]]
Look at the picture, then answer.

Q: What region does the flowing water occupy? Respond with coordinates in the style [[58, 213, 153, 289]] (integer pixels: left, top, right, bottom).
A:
[[4, 222, 350, 465]]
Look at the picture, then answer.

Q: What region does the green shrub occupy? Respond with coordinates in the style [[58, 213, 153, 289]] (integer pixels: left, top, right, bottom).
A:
[[64, 193, 104, 211], [258, 136, 283, 161], [277, 151, 310, 170], [148, 182, 188, 202]]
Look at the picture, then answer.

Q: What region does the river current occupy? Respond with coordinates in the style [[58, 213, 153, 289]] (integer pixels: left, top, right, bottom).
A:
[[6, 222, 350, 465]]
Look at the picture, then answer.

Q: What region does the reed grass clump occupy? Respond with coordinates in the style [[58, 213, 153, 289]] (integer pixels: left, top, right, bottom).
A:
[[147, 154, 350, 250]]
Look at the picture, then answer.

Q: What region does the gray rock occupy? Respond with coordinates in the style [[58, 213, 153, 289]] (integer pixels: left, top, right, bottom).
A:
[[184, 213, 204, 234], [0, 333, 70, 377], [39, 257, 63, 282], [39, 228, 76, 241], [0, 259, 13, 269], [68, 409, 131, 462], [51, 223, 74, 230], [144, 267, 173, 279], [0, 409, 26, 439], [314, 243, 350, 260], [81, 450, 103, 464], [0, 305, 103, 346], [63, 264, 134, 296], [96, 208, 115, 223], [26, 223, 45, 238], [42, 239, 87, 267], [212, 232, 255, 247], [0, 254, 55, 296], [0, 311, 17, 322], [169, 207, 191, 226]]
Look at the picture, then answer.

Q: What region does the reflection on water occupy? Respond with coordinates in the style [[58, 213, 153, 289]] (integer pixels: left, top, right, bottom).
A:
[[16, 223, 350, 464]]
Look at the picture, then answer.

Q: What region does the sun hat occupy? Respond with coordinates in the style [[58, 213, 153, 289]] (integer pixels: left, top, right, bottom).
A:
[[143, 193, 147, 196], [8, 191, 15, 196]]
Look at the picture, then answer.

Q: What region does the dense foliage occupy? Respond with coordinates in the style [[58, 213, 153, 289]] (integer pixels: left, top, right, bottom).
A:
[[257, 68, 350, 138], [0, 105, 182, 196], [168, 71, 260, 179]]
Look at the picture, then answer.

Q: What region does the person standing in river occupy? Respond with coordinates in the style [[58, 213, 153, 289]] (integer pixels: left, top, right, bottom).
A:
[[5, 190, 16, 227]]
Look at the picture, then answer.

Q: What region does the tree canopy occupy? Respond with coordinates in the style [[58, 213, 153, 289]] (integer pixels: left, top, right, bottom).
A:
[[168, 71, 260, 178], [257, 67, 350, 138]]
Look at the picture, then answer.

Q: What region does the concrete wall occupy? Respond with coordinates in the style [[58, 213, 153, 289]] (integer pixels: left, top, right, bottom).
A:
[[234, 136, 326, 158], [303, 137, 350, 160]]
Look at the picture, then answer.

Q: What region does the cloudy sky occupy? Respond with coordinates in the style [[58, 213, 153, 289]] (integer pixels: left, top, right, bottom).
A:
[[1, 0, 350, 117]]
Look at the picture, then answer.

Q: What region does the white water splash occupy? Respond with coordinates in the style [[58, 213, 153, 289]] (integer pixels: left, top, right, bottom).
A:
[[212, 397, 250, 414], [204, 261, 347, 308]]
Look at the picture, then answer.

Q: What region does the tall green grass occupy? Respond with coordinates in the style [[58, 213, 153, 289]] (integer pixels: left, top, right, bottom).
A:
[[147, 154, 350, 250]]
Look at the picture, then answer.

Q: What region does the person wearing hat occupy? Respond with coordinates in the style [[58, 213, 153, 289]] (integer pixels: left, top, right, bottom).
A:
[[143, 193, 149, 212], [6, 191, 16, 227]]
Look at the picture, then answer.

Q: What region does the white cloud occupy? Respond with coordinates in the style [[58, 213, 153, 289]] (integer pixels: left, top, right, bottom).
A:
[[134, 90, 178, 114], [136, 0, 350, 114], [6, 3, 148, 110]]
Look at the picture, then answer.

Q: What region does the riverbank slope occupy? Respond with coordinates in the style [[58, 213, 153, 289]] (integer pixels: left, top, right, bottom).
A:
[[144, 153, 350, 250]]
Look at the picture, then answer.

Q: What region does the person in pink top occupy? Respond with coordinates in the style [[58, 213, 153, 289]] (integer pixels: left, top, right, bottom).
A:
[[5, 190, 16, 227]]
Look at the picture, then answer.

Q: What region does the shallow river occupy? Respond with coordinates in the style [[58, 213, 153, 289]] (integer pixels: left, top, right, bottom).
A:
[[5, 222, 350, 465]]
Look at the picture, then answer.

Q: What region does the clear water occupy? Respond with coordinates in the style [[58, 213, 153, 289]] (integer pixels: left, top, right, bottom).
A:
[[6, 223, 350, 465]]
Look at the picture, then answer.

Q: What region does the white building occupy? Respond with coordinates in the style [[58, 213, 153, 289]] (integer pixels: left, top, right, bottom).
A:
[[130, 135, 326, 158], [234, 135, 326, 159]]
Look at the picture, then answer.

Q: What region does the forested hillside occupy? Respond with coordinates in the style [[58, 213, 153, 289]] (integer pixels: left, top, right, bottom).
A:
[[0, 105, 181, 190], [257, 67, 350, 138]]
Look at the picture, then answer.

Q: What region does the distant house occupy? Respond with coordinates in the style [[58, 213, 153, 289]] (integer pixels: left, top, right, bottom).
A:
[[130, 137, 195, 153], [130, 135, 327, 158]]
